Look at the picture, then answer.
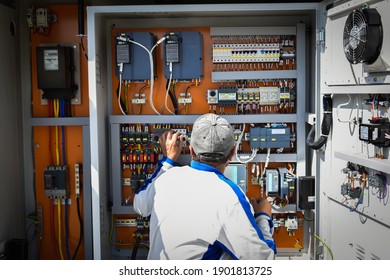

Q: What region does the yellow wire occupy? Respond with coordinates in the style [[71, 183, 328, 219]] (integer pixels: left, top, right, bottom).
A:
[[58, 199, 64, 260], [314, 234, 334, 260], [53, 99, 59, 117], [55, 126, 60, 165], [54, 99, 60, 165], [54, 100, 63, 259]]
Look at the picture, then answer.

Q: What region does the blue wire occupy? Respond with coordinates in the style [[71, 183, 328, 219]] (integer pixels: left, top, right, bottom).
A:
[[61, 99, 70, 259], [350, 189, 364, 212], [60, 99, 64, 117], [62, 126, 66, 165], [60, 100, 66, 165]]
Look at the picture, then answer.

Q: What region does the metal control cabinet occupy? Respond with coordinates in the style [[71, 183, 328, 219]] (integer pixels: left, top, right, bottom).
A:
[[85, 1, 390, 260]]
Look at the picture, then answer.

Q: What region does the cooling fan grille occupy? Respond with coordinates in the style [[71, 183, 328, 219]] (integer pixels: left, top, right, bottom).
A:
[[343, 8, 383, 65], [343, 10, 367, 64]]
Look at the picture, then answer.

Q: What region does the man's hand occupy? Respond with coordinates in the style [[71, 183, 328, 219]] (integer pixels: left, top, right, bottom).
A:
[[250, 198, 272, 217], [159, 130, 184, 162]]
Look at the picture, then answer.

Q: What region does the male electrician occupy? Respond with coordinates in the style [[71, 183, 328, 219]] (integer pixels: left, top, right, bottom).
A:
[[134, 113, 276, 259]]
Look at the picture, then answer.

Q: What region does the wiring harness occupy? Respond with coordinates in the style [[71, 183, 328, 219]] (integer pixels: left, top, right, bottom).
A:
[[307, 94, 332, 150]]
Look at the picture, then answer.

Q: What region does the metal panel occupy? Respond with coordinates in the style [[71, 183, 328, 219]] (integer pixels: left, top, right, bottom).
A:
[[335, 151, 390, 174], [110, 114, 298, 124], [318, 0, 390, 260], [296, 23, 307, 178], [87, 9, 108, 260], [322, 0, 390, 88], [0, 2, 25, 256], [82, 126, 93, 259], [30, 117, 89, 126], [88, 3, 319, 260], [212, 70, 297, 82], [211, 26, 296, 36]]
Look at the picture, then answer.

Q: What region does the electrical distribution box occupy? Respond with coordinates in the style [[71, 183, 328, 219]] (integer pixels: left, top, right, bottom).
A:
[[36, 45, 77, 99]]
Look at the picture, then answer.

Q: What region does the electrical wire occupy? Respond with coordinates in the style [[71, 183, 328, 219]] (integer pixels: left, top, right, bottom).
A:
[[350, 171, 366, 212], [59, 99, 71, 260], [303, 211, 315, 222], [234, 124, 259, 163], [50, 200, 58, 259], [58, 198, 64, 260], [54, 99, 60, 165], [117, 35, 166, 115], [165, 65, 179, 115], [61, 133, 66, 163], [60, 99, 73, 260], [48, 100, 53, 165], [80, 36, 88, 60], [165, 73, 174, 114], [349, 63, 358, 85], [65, 197, 70, 260], [124, 81, 129, 113], [261, 148, 271, 178], [72, 196, 83, 260], [314, 234, 334, 260], [336, 94, 354, 123], [307, 95, 332, 150], [117, 66, 126, 115], [54, 99, 65, 259]]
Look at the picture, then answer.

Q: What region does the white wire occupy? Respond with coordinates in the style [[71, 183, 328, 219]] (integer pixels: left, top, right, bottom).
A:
[[337, 94, 354, 123], [118, 70, 126, 115], [128, 39, 160, 115], [165, 63, 175, 115], [120, 36, 167, 115], [150, 37, 166, 115], [261, 148, 271, 178], [234, 123, 258, 164]]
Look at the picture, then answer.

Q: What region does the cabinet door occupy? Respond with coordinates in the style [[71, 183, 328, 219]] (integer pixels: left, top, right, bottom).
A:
[[0, 4, 25, 254]]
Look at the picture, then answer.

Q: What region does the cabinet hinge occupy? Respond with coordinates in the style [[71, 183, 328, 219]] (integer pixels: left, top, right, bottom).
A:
[[316, 28, 325, 45]]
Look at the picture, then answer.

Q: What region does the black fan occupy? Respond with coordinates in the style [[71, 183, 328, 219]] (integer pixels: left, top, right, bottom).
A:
[[343, 8, 383, 64]]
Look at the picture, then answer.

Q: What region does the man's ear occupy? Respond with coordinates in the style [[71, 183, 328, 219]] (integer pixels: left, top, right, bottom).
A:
[[228, 145, 236, 161]]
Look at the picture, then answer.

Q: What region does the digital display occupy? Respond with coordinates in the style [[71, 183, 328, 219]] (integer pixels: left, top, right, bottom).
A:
[[359, 125, 369, 141], [43, 49, 59, 71]]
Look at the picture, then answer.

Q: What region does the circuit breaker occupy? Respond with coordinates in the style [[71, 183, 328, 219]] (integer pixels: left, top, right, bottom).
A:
[[44, 165, 69, 199]]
